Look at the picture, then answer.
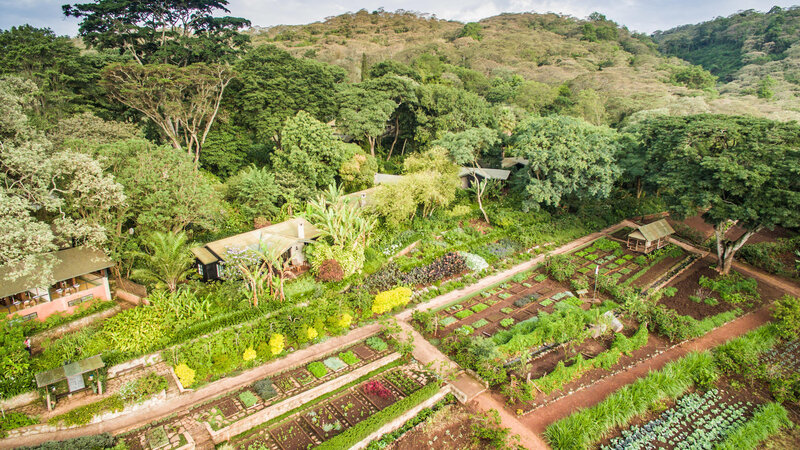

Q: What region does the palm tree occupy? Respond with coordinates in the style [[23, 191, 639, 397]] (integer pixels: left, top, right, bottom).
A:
[[131, 231, 194, 292]]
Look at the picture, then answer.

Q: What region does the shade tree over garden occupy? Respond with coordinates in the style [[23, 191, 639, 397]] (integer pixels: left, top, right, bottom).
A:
[[630, 114, 800, 274]]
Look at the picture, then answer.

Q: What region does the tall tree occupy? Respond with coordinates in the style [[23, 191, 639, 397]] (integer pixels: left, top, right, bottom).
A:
[[336, 83, 397, 156], [414, 84, 492, 145], [0, 77, 125, 286], [230, 45, 346, 143], [509, 115, 621, 211], [63, 0, 250, 66], [0, 25, 89, 120], [272, 111, 350, 197], [433, 127, 500, 223], [101, 62, 234, 164], [635, 114, 800, 274]]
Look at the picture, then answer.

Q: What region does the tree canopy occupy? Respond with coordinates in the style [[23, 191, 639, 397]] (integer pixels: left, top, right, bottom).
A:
[[509, 115, 622, 210], [633, 114, 800, 273], [63, 0, 250, 65]]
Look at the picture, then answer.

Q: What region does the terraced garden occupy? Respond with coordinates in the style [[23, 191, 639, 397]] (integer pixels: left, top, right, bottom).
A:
[[196, 335, 393, 431], [228, 364, 440, 450]]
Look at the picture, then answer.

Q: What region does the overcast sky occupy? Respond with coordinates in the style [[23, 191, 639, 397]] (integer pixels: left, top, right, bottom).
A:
[[0, 0, 794, 37]]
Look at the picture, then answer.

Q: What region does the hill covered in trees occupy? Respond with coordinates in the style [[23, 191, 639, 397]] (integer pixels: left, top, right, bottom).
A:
[[252, 9, 800, 125], [653, 6, 800, 113]]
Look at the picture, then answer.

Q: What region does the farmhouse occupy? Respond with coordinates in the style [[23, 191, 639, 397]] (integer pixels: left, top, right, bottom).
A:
[[627, 219, 675, 253], [0, 247, 114, 322], [191, 217, 321, 281]]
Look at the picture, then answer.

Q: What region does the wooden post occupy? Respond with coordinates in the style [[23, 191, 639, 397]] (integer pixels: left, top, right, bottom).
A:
[[46, 390, 51, 411]]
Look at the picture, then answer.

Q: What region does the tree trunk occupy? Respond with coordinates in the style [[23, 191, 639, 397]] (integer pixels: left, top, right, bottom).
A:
[[714, 223, 759, 275], [367, 135, 376, 157], [473, 163, 490, 225], [636, 178, 642, 199], [387, 116, 399, 161]]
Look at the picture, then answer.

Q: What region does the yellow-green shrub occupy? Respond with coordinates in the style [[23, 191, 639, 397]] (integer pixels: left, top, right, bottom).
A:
[[269, 334, 285, 356], [372, 287, 413, 315], [174, 363, 195, 388], [242, 347, 256, 361]]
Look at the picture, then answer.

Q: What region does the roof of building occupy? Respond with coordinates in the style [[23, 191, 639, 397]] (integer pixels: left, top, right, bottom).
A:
[[458, 167, 511, 180], [344, 186, 379, 207], [629, 219, 675, 242], [373, 173, 404, 184], [35, 354, 105, 388], [501, 157, 530, 168], [0, 247, 114, 299], [193, 217, 321, 265]]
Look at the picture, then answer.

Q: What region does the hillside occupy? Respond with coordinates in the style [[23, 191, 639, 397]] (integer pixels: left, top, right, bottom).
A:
[[653, 6, 800, 114], [248, 9, 800, 125]]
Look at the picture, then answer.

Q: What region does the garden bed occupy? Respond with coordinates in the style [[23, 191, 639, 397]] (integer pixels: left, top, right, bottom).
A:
[[195, 334, 393, 430], [227, 364, 438, 450], [505, 321, 672, 415], [659, 258, 784, 321]]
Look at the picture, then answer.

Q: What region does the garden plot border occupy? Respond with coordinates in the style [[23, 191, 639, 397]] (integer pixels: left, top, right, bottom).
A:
[[350, 384, 452, 450], [207, 352, 401, 444]]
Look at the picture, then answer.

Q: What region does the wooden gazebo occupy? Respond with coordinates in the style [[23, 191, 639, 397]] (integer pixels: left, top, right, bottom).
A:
[[35, 355, 105, 410], [627, 219, 675, 254]]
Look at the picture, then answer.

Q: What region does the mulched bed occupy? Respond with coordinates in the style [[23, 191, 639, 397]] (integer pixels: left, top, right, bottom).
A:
[[330, 392, 376, 425], [360, 382, 400, 410], [217, 398, 239, 417], [661, 258, 785, 320], [270, 419, 317, 450], [629, 253, 686, 288], [350, 343, 376, 360], [389, 402, 477, 450], [303, 404, 347, 441]]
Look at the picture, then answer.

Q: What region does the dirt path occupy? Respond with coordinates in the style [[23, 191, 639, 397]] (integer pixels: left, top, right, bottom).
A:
[[521, 305, 774, 435], [1, 323, 382, 450], [470, 392, 550, 449]]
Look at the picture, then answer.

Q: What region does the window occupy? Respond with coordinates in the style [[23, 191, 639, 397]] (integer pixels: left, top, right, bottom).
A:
[[68, 295, 94, 307]]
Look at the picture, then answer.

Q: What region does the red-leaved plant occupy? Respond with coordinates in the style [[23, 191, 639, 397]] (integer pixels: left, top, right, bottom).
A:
[[363, 380, 392, 399]]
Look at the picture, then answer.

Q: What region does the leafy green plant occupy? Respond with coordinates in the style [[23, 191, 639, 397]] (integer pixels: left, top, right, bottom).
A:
[[239, 390, 258, 408], [339, 351, 360, 365], [253, 379, 277, 400], [365, 336, 388, 351], [308, 361, 328, 378], [0, 412, 37, 438]]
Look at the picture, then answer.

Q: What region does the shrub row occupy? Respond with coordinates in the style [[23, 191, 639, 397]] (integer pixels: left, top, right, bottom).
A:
[[17, 433, 118, 450], [365, 393, 456, 449], [533, 326, 649, 395]]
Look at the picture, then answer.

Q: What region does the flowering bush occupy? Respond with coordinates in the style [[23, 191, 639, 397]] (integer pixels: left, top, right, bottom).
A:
[[459, 252, 489, 272], [338, 313, 353, 329], [242, 347, 256, 361], [269, 334, 285, 356], [363, 380, 392, 399], [174, 363, 195, 388], [307, 326, 318, 340], [372, 287, 413, 315]]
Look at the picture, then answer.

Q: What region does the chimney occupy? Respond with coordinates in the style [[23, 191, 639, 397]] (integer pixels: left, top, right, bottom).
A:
[[360, 193, 367, 207], [297, 221, 305, 239]]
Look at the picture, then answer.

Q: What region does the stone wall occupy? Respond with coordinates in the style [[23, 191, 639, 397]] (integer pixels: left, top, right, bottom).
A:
[[30, 304, 123, 348], [209, 352, 401, 444]]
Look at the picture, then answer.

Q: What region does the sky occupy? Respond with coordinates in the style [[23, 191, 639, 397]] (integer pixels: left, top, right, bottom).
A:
[[0, 0, 795, 37]]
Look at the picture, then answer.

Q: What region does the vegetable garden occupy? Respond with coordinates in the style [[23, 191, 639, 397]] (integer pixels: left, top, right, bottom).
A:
[[226, 363, 439, 450]]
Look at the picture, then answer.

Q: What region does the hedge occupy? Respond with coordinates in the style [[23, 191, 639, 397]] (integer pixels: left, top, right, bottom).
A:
[[365, 394, 456, 449], [716, 402, 791, 450], [544, 351, 716, 449], [314, 381, 443, 450], [17, 432, 117, 450]]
